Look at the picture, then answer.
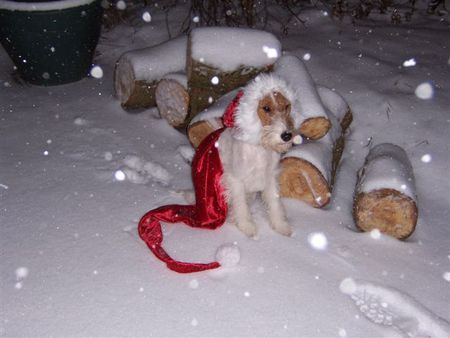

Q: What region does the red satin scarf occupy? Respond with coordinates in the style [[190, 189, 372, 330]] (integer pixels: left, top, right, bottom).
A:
[[138, 90, 243, 273]]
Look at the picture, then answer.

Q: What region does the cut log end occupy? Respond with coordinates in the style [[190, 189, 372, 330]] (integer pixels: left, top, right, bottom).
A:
[[353, 189, 418, 240], [114, 59, 134, 104], [299, 117, 332, 140], [156, 79, 189, 128], [114, 58, 157, 110], [279, 157, 331, 208], [187, 118, 224, 148]]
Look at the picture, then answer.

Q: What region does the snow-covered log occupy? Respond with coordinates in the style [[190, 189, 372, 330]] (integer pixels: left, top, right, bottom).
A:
[[187, 89, 239, 148], [279, 86, 352, 208], [353, 143, 418, 239], [274, 55, 332, 140], [114, 36, 187, 110], [187, 27, 281, 119], [155, 73, 189, 128]]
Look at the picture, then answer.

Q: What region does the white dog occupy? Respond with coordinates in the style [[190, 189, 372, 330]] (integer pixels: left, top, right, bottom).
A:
[[218, 74, 297, 237]]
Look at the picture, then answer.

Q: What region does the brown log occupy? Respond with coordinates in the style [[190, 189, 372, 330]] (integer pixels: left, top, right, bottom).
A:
[[279, 158, 331, 207], [353, 143, 418, 239], [155, 73, 189, 128], [188, 118, 224, 148], [279, 86, 352, 208], [114, 36, 187, 110], [299, 117, 332, 140], [186, 27, 281, 121], [187, 89, 239, 148]]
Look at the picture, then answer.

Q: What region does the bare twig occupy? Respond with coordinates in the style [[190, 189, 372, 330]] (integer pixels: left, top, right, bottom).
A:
[[364, 136, 373, 148]]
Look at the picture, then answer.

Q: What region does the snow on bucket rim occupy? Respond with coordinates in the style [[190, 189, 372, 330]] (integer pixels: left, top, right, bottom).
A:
[[0, 0, 98, 12]]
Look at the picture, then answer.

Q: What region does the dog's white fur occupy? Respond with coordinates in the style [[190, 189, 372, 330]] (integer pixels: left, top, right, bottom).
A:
[[218, 74, 296, 237]]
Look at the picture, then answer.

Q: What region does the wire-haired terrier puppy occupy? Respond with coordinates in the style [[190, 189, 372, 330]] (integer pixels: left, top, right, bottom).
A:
[[219, 74, 297, 237]]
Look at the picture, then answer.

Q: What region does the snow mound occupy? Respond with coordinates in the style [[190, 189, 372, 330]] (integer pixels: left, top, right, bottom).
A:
[[215, 243, 241, 268], [190, 27, 281, 71], [177, 145, 195, 164], [143, 161, 172, 185], [415, 82, 434, 100], [357, 143, 416, 200], [121, 36, 187, 83], [73, 117, 89, 126], [117, 155, 172, 186], [340, 278, 450, 337]]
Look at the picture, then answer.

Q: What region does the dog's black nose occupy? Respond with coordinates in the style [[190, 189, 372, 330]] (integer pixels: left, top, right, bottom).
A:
[[281, 131, 292, 142]]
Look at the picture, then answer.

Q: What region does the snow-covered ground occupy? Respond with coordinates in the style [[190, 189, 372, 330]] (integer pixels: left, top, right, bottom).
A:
[[1, 3, 449, 337]]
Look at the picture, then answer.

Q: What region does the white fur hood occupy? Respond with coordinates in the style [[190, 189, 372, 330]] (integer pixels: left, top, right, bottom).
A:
[[231, 74, 295, 144]]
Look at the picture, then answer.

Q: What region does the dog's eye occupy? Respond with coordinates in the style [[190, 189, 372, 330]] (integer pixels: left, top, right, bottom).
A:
[[285, 104, 291, 110], [263, 106, 271, 113]]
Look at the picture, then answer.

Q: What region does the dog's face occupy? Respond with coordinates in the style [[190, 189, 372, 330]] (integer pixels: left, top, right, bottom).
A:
[[257, 91, 295, 153]]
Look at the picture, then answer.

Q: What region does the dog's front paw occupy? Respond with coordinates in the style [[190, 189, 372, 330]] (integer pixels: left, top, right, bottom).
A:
[[272, 221, 293, 237], [236, 221, 258, 238]]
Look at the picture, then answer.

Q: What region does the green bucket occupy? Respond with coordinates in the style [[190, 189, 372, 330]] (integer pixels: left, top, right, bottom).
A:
[[0, 0, 103, 85]]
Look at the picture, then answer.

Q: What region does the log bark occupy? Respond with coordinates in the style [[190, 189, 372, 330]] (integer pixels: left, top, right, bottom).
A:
[[274, 55, 332, 140], [279, 86, 352, 208], [353, 143, 418, 239], [114, 36, 187, 110], [186, 27, 281, 121], [155, 73, 189, 128]]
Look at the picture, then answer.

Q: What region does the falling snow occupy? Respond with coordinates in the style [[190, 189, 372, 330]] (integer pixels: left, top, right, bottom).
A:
[[262, 45, 278, 59], [293, 134, 303, 145], [370, 229, 381, 240], [402, 58, 416, 67], [114, 170, 126, 181], [421, 154, 432, 163], [15, 267, 29, 279], [73, 117, 88, 126], [90, 65, 104, 79], [1, 4, 449, 337], [338, 328, 347, 337], [104, 151, 113, 161], [443, 272, 450, 282], [211, 76, 219, 85], [142, 11, 151, 22], [415, 82, 434, 100], [308, 232, 328, 250], [116, 0, 126, 10]]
